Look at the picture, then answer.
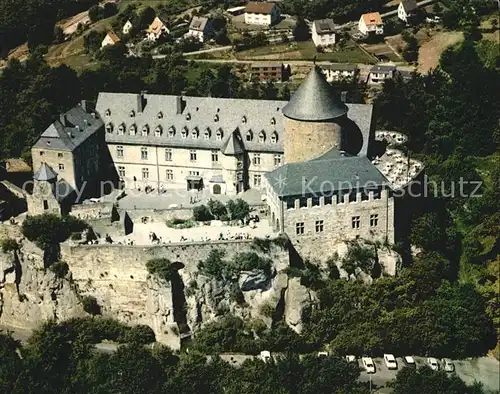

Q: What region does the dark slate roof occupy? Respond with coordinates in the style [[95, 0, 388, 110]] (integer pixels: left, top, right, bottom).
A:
[[401, 0, 418, 12], [265, 150, 388, 197], [313, 19, 336, 34], [189, 16, 209, 31], [33, 104, 103, 152], [282, 66, 348, 121], [370, 65, 396, 74], [33, 163, 58, 181], [221, 130, 244, 155], [96, 93, 373, 156], [321, 63, 358, 72]]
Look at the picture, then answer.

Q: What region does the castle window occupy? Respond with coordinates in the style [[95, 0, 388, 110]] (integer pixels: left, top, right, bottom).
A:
[[189, 171, 200, 176], [142, 125, 149, 136], [246, 130, 253, 141], [166, 169, 174, 180], [204, 128, 211, 139], [43, 200, 49, 210], [214, 114, 219, 122], [129, 124, 137, 135], [242, 116, 247, 124], [129, 110, 135, 117], [296, 222, 305, 235], [155, 125, 162, 137], [186, 113, 191, 121], [59, 163, 65, 171], [118, 123, 125, 135], [351, 216, 360, 229], [141, 147, 148, 160], [39, 151, 45, 156], [168, 126, 175, 137], [252, 153, 261, 165], [259, 131, 266, 143], [118, 166, 125, 177], [191, 127, 199, 139], [270, 117, 276, 125], [274, 154, 282, 167], [106, 123, 114, 133], [211, 150, 218, 162], [142, 168, 149, 179], [181, 127, 188, 139], [271, 131, 278, 143], [58, 153, 63, 158], [315, 220, 324, 233], [370, 214, 379, 227], [165, 148, 172, 161], [216, 128, 223, 140], [254, 174, 261, 187], [105, 109, 111, 116], [189, 150, 197, 161], [157, 111, 163, 119], [116, 146, 124, 158]]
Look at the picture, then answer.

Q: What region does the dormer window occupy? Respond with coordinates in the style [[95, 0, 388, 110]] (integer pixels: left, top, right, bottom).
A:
[[191, 127, 199, 139], [270, 117, 276, 125], [118, 123, 125, 135], [246, 130, 253, 142], [157, 111, 163, 119], [105, 109, 111, 116], [242, 116, 247, 124], [259, 131, 266, 143], [216, 128, 223, 140], [168, 126, 175, 137], [155, 125, 162, 137], [105, 123, 114, 133], [186, 113, 191, 121], [129, 110, 135, 117], [271, 131, 278, 143], [214, 114, 219, 122], [181, 126, 188, 139], [129, 124, 137, 135], [204, 127, 211, 140], [142, 125, 149, 136]]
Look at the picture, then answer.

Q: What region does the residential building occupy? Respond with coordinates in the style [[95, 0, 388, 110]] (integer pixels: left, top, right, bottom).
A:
[[358, 12, 384, 35], [146, 16, 170, 41], [185, 16, 212, 42], [368, 65, 396, 85], [122, 19, 133, 35], [320, 64, 358, 82], [226, 6, 246, 16], [244, 2, 281, 26], [398, 0, 418, 23], [311, 19, 336, 47], [251, 63, 290, 82], [396, 69, 416, 81], [101, 31, 120, 48]]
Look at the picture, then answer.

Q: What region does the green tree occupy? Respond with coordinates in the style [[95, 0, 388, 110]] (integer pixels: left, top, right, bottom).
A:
[[293, 17, 309, 41], [207, 199, 227, 219], [146, 258, 174, 281], [88, 5, 101, 23], [226, 198, 250, 222]]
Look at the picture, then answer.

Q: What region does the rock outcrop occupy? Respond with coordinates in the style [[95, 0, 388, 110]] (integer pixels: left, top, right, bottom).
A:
[[284, 277, 317, 334]]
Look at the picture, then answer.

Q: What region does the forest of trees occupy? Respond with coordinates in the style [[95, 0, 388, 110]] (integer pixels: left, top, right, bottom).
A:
[[0, 319, 489, 394]]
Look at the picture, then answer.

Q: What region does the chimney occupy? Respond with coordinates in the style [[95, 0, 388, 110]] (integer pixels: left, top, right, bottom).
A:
[[59, 113, 67, 126], [81, 100, 88, 112], [340, 91, 348, 103], [176, 96, 186, 115]]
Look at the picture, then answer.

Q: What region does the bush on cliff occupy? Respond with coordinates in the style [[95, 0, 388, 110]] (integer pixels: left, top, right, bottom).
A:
[[123, 325, 156, 344], [146, 258, 175, 281], [82, 296, 101, 316], [0, 237, 19, 253], [49, 261, 69, 278]]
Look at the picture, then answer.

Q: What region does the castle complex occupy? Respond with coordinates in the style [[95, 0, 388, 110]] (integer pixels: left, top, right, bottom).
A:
[[27, 66, 405, 260]]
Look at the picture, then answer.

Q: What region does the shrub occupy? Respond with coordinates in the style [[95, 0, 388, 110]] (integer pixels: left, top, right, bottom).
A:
[[146, 258, 174, 281], [193, 204, 214, 221], [166, 218, 195, 229], [82, 295, 101, 316], [50, 261, 69, 278], [226, 198, 250, 222], [0, 237, 19, 253], [70, 232, 82, 241], [198, 249, 235, 280], [234, 252, 272, 275], [123, 324, 156, 344], [207, 199, 227, 219]]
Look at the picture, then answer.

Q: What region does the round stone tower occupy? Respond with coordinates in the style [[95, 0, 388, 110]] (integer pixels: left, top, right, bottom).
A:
[[282, 66, 348, 164]]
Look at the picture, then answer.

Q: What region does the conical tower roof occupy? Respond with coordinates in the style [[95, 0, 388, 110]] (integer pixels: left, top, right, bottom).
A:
[[221, 130, 244, 156], [34, 163, 58, 182], [282, 66, 347, 121]]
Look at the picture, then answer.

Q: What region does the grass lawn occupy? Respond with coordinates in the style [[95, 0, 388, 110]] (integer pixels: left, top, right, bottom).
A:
[[235, 40, 376, 63]]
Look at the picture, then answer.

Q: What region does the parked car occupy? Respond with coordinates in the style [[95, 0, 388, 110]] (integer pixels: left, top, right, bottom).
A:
[[403, 356, 416, 368], [260, 351, 271, 362], [384, 354, 398, 370], [362, 357, 376, 374], [345, 355, 356, 363], [427, 357, 439, 371], [442, 358, 455, 372]]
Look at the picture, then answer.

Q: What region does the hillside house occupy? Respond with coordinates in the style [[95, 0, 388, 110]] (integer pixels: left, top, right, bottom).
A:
[[359, 12, 384, 35], [320, 64, 358, 82], [101, 31, 120, 48], [147, 16, 170, 41], [251, 63, 290, 82], [312, 19, 336, 47], [368, 65, 396, 85], [122, 20, 133, 35], [185, 16, 212, 42], [244, 2, 281, 26], [398, 0, 418, 23]]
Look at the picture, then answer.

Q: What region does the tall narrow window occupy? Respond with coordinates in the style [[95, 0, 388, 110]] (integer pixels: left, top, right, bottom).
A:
[[351, 216, 360, 229], [296, 222, 305, 235], [211, 150, 218, 162], [315, 220, 324, 233], [252, 154, 261, 165], [141, 147, 148, 160], [165, 148, 172, 161], [190, 150, 197, 161], [254, 174, 261, 187], [370, 214, 379, 227], [116, 146, 124, 159], [166, 169, 174, 180], [142, 168, 149, 179]]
